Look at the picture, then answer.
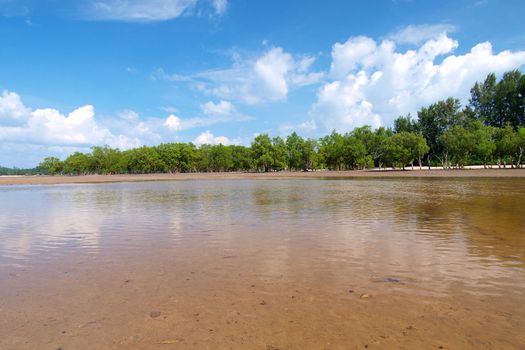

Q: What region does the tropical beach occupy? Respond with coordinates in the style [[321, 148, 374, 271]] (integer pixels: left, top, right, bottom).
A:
[[1, 177, 525, 349], [1, 1, 525, 349]]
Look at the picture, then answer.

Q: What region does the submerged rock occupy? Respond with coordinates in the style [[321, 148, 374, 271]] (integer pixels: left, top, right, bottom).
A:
[[149, 311, 161, 318]]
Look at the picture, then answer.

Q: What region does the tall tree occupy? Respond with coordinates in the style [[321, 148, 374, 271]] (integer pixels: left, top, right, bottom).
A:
[[302, 138, 318, 170], [469, 73, 498, 124], [90, 146, 122, 174], [230, 145, 253, 171], [495, 70, 525, 129], [63, 152, 90, 175], [418, 97, 462, 166], [271, 136, 287, 171], [251, 134, 274, 172], [394, 114, 419, 133], [318, 131, 345, 170], [468, 121, 496, 167], [285, 132, 305, 171], [440, 126, 476, 168], [123, 146, 165, 174], [208, 144, 234, 172], [38, 157, 63, 175]]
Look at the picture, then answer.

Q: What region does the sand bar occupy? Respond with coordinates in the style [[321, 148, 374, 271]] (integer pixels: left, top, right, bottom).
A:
[[1, 168, 525, 185]]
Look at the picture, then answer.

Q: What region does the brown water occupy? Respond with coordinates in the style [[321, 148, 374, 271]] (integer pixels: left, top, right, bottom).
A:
[[0, 178, 524, 349]]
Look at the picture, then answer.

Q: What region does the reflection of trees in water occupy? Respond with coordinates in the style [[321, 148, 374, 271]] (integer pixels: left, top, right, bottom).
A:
[[250, 178, 525, 269], [403, 181, 525, 265]]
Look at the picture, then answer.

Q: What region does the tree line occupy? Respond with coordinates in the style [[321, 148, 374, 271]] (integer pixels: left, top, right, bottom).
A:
[[0, 166, 39, 176], [37, 69, 525, 175]]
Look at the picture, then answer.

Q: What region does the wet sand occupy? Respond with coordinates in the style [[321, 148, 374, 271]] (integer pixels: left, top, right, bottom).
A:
[[1, 179, 524, 349], [2, 168, 525, 185], [2, 245, 523, 349]]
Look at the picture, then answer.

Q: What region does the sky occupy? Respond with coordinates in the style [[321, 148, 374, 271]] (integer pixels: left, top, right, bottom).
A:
[[1, 0, 525, 167]]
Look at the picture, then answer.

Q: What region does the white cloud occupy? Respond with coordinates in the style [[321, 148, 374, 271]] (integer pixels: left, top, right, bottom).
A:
[[330, 36, 378, 79], [278, 119, 318, 136], [158, 47, 324, 104], [193, 130, 231, 145], [0, 91, 145, 150], [85, 0, 227, 21], [311, 33, 525, 132], [0, 91, 250, 166], [160, 106, 179, 113], [389, 24, 456, 45], [165, 114, 182, 130], [297, 119, 317, 132], [211, 0, 227, 15], [0, 90, 31, 124], [118, 109, 140, 121], [88, 0, 196, 21], [164, 100, 251, 130], [201, 100, 235, 115]]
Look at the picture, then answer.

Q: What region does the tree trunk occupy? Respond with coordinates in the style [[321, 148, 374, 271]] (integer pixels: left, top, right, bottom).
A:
[[516, 148, 523, 168]]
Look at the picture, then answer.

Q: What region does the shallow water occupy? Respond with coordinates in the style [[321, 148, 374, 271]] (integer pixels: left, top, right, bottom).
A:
[[1, 178, 524, 349]]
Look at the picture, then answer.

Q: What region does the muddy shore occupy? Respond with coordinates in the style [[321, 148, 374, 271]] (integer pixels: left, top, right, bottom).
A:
[[1, 168, 525, 185]]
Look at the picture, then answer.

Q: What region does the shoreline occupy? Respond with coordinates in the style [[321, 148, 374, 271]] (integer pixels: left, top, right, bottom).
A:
[[1, 168, 525, 185]]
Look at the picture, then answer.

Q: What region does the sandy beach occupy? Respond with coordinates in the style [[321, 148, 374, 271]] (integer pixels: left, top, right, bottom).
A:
[[1, 168, 525, 185]]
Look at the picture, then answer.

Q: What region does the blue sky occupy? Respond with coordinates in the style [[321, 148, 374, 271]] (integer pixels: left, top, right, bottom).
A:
[[1, 0, 525, 167]]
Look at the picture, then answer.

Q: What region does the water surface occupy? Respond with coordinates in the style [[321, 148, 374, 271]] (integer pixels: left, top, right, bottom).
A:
[[1, 178, 524, 349]]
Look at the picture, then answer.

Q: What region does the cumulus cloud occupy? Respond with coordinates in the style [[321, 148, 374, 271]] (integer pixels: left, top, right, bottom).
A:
[[165, 114, 182, 130], [0, 91, 252, 166], [0, 90, 31, 125], [158, 47, 324, 104], [85, 0, 227, 21], [164, 100, 251, 131], [311, 33, 525, 132], [0, 91, 145, 150], [193, 130, 231, 145], [201, 100, 235, 115]]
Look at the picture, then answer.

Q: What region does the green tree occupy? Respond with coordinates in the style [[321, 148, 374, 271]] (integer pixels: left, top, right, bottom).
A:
[[318, 131, 345, 170], [38, 157, 63, 175], [208, 144, 234, 172], [90, 146, 122, 174], [371, 127, 392, 168], [285, 132, 305, 171], [123, 146, 165, 174], [271, 136, 287, 171], [382, 132, 428, 170], [516, 128, 525, 167], [302, 138, 318, 170], [157, 143, 199, 172], [468, 121, 496, 167], [469, 73, 498, 125], [440, 126, 476, 168], [493, 125, 525, 168], [230, 145, 253, 171], [404, 132, 429, 169], [394, 114, 419, 133], [251, 134, 274, 172], [341, 133, 371, 170], [418, 97, 463, 166], [495, 70, 525, 129], [63, 152, 90, 175]]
